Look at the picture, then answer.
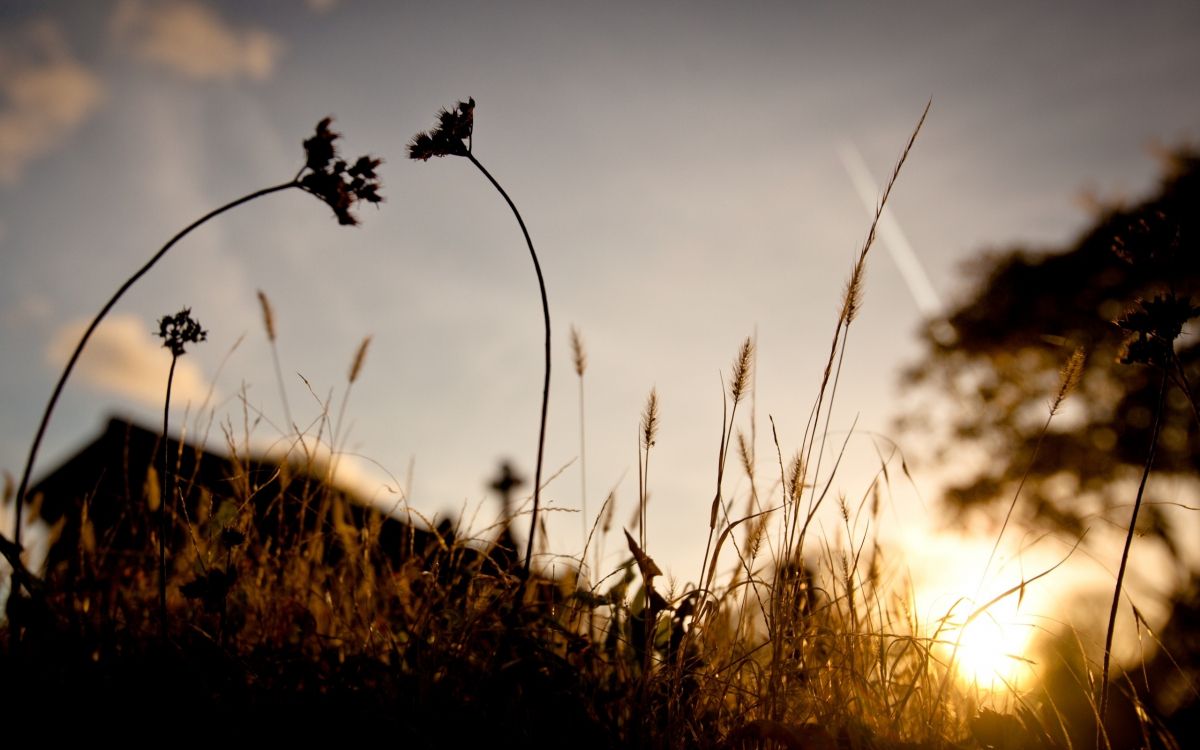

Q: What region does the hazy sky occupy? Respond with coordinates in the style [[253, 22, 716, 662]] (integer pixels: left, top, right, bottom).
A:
[[2, 1, 1199, 613]]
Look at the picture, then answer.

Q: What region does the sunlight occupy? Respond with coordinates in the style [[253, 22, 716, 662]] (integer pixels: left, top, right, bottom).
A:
[[950, 606, 1036, 692], [897, 527, 1051, 695]]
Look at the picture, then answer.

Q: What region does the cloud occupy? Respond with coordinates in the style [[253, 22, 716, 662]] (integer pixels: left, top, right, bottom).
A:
[[111, 0, 283, 82], [0, 21, 105, 183], [47, 314, 214, 408]]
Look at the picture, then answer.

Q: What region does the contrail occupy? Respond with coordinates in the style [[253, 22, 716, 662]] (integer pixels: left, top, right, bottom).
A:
[[837, 140, 943, 319]]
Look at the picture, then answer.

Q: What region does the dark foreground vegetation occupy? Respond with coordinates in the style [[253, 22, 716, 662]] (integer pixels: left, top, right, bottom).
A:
[[2, 104, 1198, 748]]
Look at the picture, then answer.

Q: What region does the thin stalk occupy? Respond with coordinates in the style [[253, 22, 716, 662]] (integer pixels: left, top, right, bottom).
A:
[[578, 370, 588, 551], [465, 152, 550, 578], [1099, 367, 1169, 726], [9, 180, 298, 555], [259, 289, 295, 434], [160, 354, 179, 642]]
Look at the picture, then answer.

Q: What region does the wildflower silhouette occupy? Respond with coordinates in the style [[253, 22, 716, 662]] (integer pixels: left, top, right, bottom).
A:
[[409, 98, 551, 578], [299, 118, 383, 226], [3, 118, 382, 585], [1115, 293, 1200, 367], [1101, 289, 1200, 721], [155, 307, 207, 640], [158, 307, 208, 356]]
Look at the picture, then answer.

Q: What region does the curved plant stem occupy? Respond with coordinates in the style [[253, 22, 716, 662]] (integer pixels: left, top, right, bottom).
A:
[[160, 355, 178, 642], [465, 152, 550, 578], [7, 181, 298, 559], [1099, 367, 1169, 728]]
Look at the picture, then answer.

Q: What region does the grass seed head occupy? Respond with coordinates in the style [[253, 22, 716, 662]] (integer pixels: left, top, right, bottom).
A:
[[257, 289, 276, 342], [641, 388, 659, 450], [349, 336, 372, 384], [730, 337, 754, 404], [571, 325, 587, 377], [1050, 346, 1086, 415]]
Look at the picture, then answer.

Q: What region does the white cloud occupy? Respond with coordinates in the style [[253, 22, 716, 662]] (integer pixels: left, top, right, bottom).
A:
[[47, 314, 214, 408], [0, 20, 105, 183], [111, 0, 283, 82]]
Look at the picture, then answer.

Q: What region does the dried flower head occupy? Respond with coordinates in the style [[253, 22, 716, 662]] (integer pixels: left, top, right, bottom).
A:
[[299, 117, 384, 226], [1050, 346, 1086, 416], [256, 289, 276, 342], [348, 335, 371, 384], [157, 308, 207, 357], [408, 98, 475, 161], [641, 388, 659, 450], [570, 325, 587, 377], [1115, 292, 1199, 367], [729, 337, 754, 404]]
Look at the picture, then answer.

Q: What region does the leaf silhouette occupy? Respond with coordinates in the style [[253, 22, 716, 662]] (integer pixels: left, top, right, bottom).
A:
[[624, 529, 662, 580]]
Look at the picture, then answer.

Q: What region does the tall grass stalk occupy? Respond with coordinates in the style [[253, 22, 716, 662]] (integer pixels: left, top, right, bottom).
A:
[[698, 338, 754, 601], [409, 99, 551, 578], [571, 326, 589, 553], [329, 336, 372, 482], [1099, 368, 1168, 728], [638, 388, 659, 553], [766, 100, 929, 720], [155, 308, 207, 640], [257, 289, 296, 435], [1098, 291, 1199, 729]]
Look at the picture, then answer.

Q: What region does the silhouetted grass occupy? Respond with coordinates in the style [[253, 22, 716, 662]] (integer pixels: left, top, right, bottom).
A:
[[1, 101, 1190, 749]]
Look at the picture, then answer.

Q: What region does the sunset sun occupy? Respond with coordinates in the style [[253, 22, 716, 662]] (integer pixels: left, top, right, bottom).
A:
[[947, 604, 1037, 692]]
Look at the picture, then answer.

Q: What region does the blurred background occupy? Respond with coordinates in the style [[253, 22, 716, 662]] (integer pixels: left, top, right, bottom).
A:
[[1, 1, 1199, 697]]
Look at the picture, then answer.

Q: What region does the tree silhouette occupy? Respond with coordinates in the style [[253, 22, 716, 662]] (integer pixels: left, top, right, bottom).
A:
[[899, 149, 1199, 545]]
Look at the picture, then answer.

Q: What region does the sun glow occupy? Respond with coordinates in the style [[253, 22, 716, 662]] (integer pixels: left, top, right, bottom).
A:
[[899, 527, 1053, 695], [945, 601, 1037, 692]]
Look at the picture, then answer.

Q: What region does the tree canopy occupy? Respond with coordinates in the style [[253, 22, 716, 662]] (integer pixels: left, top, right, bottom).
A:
[[900, 149, 1199, 547]]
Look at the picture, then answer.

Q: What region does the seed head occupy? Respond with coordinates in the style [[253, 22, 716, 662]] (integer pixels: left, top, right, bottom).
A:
[[348, 336, 371, 384], [256, 289, 276, 342], [1115, 293, 1199, 367], [641, 388, 659, 450], [408, 98, 475, 161], [570, 325, 587, 377], [298, 117, 384, 226], [1050, 346, 1086, 416], [157, 308, 207, 357], [730, 337, 754, 404]]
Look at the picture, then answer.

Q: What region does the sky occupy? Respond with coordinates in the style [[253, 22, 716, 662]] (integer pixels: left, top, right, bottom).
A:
[[2, 1, 1199, 654]]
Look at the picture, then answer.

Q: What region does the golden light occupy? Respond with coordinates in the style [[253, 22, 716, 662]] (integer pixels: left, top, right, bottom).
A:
[[945, 602, 1037, 692], [898, 527, 1051, 696]]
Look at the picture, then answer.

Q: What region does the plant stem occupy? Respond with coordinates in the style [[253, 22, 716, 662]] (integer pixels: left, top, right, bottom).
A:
[[269, 339, 295, 435], [8, 181, 298, 557], [578, 372, 588, 552], [465, 152, 550, 578], [160, 355, 178, 642], [1099, 367, 1169, 726]]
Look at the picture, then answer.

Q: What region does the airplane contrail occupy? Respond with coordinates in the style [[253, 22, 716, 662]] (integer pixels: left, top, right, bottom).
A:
[[837, 140, 943, 319]]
